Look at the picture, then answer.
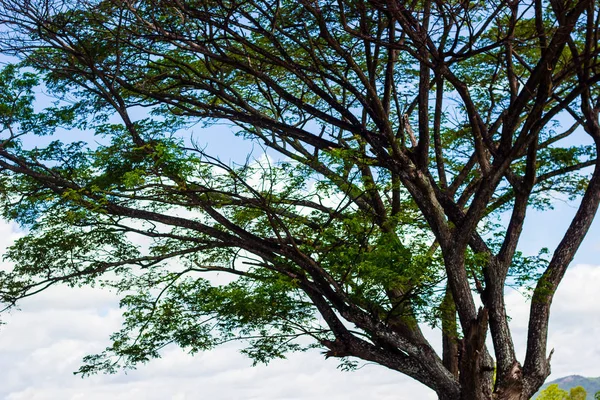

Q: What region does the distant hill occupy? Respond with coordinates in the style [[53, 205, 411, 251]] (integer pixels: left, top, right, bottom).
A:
[[534, 375, 600, 398]]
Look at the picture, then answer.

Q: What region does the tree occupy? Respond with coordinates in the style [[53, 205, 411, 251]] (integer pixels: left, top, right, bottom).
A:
[[570, 386, 589, 400], [0, 0, 599, 399], [536, 384, 570, 400], [536, 384, 587, 400]]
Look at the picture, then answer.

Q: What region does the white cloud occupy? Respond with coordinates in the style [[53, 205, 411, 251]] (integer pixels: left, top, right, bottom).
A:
[[544, 264, 600, 378], [1, 287, 436, 400], [505, 263, 600, 379]]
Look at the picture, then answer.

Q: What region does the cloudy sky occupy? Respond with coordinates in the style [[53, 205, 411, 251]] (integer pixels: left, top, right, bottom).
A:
[[0, 193, 599, 400]]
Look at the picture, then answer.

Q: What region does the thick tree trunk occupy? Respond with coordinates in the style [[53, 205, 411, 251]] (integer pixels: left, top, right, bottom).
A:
[[458, 308, 493, 400], [436, 377, 534, 400], [434, 303, 544, 400]]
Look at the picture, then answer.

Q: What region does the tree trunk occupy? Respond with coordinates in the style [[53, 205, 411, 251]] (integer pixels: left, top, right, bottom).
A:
[[457, 309, 492, 400], [436, 378, 533, 400]]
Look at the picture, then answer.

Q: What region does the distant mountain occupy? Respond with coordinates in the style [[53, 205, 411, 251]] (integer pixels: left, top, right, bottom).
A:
[[534, 375, 600, 398]]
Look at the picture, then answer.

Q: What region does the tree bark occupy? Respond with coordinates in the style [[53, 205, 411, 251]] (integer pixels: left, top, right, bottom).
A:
[[441, 287, 459, 379]]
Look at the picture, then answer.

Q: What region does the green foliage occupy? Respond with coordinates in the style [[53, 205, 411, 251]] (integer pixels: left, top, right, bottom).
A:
[[571, 387, 588, 400], [536, 384, 588, 400], [536, 384, 571, 400], [79, 272, 316, 374]]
